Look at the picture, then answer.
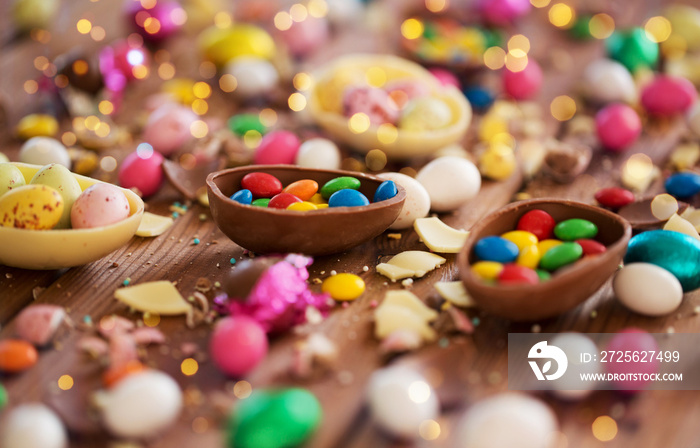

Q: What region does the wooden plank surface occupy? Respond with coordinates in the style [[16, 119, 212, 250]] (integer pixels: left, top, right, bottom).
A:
[[2, 1, 700, 447]]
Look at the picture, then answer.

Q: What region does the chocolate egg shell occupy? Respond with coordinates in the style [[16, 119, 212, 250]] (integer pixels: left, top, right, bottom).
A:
[[617, 197, 689, 231], [457, 199, 631, 321], [207, 165, 406, 256]]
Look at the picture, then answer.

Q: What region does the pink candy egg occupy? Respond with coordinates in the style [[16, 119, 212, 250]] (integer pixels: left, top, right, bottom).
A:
[[118, 144, 164, 197], [210, 316, 268, 377], [503, 59, 542, 100], [142, 104, 198, 156], [604, 328, 659, 393], [479, 0, 532, 26], [253, 130, 301, 165], [429, 68, 460, 88], [595, 103, 642, 152], [641, 75, 698, 117], [277, 16, 329, 57], [71, 183, 131, 229]]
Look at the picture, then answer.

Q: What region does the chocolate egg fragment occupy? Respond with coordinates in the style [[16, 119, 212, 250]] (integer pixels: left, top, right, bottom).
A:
[[223, 257, 282, 299]]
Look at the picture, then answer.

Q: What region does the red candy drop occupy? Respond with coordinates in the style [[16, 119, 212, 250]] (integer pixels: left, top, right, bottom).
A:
[[503, 60, 542, 100], [595, 103, 641, 152], [576, 239, 606, 255], [641, 75, 697, 117], [594, 187, 635, 210], [241, 172, 283, 198], [498, 264, 539, 285], [268, 192, 302, 209], [516, 209, 555, 240]]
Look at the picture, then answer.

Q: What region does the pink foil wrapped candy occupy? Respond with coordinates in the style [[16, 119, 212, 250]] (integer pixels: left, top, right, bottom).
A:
[[218, 254, 331, 333]]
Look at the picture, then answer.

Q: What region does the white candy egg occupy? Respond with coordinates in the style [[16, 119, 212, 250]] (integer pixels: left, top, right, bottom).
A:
[[550, 333, 600, 400], [416, 156, 481, 212], [455, 393, 557, 448], [613, 262, 683, 316], [19, 137, 70, 168], [295, 138, 341, 170], [0, 403, 67, 448], [582, 59, 637, 104], [30, 164, 82, 229], [224, 57, 279, 98], [97, 370, 183, 439], [367, 366, 439, 439], [377, 172, 430, 229]]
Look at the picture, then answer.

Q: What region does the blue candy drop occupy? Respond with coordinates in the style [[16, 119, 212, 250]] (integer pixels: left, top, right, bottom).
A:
[[230, 189, 253, 205], [328, 189, 370, 207], [665, 172, 700, 199], [474, 236, 519, 263], [463, 86, 495, 112], [373, 180, 398, 202]]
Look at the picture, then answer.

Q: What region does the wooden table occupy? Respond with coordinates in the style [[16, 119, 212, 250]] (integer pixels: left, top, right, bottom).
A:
[[2, 0, 699, 447]]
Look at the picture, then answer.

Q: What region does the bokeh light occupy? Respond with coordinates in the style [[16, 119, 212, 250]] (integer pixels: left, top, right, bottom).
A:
[[592, 415, 618, 442]]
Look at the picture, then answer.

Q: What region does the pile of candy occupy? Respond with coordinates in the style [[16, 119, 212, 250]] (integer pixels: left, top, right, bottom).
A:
[[471, 209, 606, 285], [0, 163, 130, 230], [229, 172, 397, 210]]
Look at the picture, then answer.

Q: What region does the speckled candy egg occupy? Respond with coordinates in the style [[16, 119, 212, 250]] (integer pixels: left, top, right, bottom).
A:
[[71, 183, 130, 229], [582, 59, 637, 104], [399, 97, 452, 131], [0, 184, 63, 229], [377, 172, 430, 230], [595, 103, 641, 151], [30, 164, 82, 229], [118, 145, 164, 197], [210, 316, 268, 377], [19, 137, 70, 168], [295, 138, 341, 170], [429, 67, 461, 88], [455, 393, 557, 448], [416, 156, 481, 212], [613, 263, 683, 316], [0, 164, 26, 196], [367, 366, 438, 439], [254, 130, 301, 165], [142, 104, 198, 156], [224, 57, 279, 98], [0, 403, 67, 448], [98, 370, 183, 438]]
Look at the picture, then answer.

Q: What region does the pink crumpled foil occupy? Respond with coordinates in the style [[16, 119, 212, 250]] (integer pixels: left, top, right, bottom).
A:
[[217, 254, 331, 333]]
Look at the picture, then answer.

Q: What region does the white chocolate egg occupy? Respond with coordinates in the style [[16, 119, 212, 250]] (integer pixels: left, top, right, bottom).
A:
[[367, 366, 439, 439], [377, 172, 430, 229], [416, 156, 481, 212], [295, 138, 341, 170], [19, 137, 70, 168], [613, 262, 683, 316], [582, 59, 637, 104], [224, 57, 279, 98], [97, 370, 183, 438], [455, 393, 557, 448], [0, 403, 67, 448], [550, 332, 600, 400]]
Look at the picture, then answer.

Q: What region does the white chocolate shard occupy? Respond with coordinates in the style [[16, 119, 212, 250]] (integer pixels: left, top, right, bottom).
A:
[[650, 194, 678, 221], [669, 142, 700, 171], [664, 214, 700, 240], [374, 290, 438, 343], [376, 250, 446, 281], [136, 212, 174, 237], [434, 281, 476, 308], [382, 290, 439, 321], [114, 281, 192, 315], [414, 217, 469, 253]]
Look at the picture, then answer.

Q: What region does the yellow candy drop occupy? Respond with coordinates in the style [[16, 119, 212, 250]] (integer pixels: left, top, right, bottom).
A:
[[516, 244, 541, 269], [322, 273, 366, 301], [286, 201, 318, 212], [501, 230, 538, 250], [471, 261, 504, 280], [538, 239, 563, 255], [479, 144, 517, 181]]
